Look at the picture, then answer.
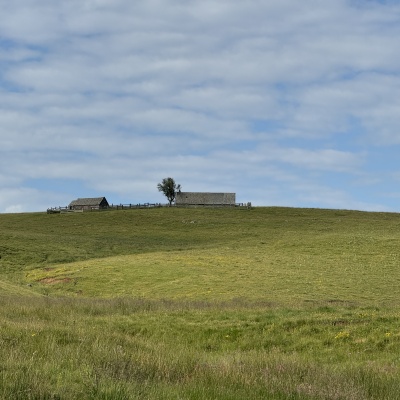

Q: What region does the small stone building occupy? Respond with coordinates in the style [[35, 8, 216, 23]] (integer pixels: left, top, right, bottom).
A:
[[68, 197, 109, 211], [175, 192, 236, 206]]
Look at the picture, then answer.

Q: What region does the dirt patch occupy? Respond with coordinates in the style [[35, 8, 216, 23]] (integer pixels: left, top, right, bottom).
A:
[[39, 277, 72, 285]]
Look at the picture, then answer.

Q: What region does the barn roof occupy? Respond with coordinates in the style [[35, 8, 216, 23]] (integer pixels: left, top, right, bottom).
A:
[[69, 197, 108, 207]]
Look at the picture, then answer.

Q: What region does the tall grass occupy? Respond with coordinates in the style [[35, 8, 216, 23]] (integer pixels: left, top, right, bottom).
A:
[[1, 296, 399, 399]]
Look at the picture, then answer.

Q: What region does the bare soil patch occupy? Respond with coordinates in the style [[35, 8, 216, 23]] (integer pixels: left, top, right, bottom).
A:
[[39, 277, 72, 285]]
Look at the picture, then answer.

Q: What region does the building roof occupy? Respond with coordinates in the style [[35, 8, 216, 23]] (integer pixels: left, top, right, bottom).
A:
[[69, 197, 108, 207]]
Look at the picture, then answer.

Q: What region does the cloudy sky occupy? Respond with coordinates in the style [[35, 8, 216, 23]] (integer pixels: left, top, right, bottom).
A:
[[1, 0, 400, 213]]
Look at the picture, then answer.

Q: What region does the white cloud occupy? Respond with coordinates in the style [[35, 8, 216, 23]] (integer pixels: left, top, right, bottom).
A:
[[0, 187, 65, 213]]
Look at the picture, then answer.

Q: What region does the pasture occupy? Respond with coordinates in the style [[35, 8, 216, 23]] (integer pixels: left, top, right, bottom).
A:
[[1, 207, 400, 399]]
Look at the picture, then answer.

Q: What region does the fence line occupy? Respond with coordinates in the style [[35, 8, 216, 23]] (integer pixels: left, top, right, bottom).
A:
[[109, 203, 163, 210], [176, 202, 250, 208], [47, 203, 163, 213], [47, 202, 251, 214]]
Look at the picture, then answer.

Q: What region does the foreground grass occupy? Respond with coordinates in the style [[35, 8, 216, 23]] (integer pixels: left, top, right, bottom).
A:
[[1, 207, 400, 398], [1, 296, 399, 400]]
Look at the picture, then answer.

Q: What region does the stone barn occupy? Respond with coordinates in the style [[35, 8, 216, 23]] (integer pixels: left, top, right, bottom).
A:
[[68, 197, 109, 211], [175, 192, 236, 206]]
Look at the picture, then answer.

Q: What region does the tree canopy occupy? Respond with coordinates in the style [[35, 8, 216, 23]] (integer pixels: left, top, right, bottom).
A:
[[157, 177, 181, 205]]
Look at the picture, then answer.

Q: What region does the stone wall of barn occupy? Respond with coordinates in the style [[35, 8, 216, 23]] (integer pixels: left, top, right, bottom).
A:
[[175, 192, 236, 206]]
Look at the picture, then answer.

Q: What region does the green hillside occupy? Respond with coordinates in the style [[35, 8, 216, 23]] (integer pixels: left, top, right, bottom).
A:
[[1, 207, 400, 399], [2, 207, 400, 306]]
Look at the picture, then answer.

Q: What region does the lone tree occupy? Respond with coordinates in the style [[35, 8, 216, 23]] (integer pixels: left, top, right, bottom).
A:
[[157, 177, 181, 206]]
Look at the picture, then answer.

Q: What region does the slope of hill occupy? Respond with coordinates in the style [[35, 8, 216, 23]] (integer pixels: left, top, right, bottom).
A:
[[0, 279, 41, 296], [1, 206, 400, 306]]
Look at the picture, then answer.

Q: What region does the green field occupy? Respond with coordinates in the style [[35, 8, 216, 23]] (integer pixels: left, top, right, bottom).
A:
[[1, 207, 400, 399]]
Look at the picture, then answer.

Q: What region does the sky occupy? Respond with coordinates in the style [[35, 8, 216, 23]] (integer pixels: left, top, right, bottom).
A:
[[1, 0, 400, 213]]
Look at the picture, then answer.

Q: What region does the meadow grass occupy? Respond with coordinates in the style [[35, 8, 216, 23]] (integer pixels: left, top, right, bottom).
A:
[[1, 207, 400, 399], [1, 296, 399, 399]]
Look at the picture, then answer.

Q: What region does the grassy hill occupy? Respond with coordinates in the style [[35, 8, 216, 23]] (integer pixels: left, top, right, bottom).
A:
[[1, 207, 400, 399], [2, 206, 400, 305]]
